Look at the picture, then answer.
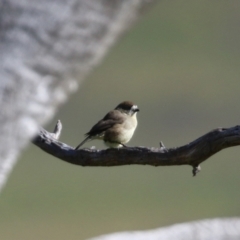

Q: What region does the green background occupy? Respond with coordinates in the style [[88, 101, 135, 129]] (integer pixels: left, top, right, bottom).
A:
[[1, 0, 240, 239]]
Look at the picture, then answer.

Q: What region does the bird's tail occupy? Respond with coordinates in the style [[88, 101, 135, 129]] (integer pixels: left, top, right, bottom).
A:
[[75, 136, 91, 150]]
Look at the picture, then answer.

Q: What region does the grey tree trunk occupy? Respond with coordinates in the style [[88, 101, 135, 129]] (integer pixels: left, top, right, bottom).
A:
[[0, 0, 153, 191], [88, 218, 240, 240]]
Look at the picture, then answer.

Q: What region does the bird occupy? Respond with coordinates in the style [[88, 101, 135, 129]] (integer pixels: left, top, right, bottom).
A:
[[75, 101, 139, 149]]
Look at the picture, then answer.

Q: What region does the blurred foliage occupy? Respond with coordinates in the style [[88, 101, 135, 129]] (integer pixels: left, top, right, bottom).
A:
[[1, 0, 240, 239]]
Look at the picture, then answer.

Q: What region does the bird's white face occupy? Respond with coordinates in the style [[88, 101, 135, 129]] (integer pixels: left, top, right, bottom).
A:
[[131, 105, 139, 115]]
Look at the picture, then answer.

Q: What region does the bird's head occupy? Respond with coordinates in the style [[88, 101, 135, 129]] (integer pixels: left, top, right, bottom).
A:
[[115, 101, 139, 116]]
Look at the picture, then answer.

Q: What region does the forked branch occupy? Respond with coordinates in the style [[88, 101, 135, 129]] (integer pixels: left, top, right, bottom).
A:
[[32, 121, 240, 176]]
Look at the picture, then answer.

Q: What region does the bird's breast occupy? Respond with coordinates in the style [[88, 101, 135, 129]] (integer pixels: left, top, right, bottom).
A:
[[105, 114, 138, 145]]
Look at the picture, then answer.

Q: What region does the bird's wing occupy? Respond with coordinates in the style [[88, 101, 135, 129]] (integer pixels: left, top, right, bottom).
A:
[[86, 110, 124, 136]]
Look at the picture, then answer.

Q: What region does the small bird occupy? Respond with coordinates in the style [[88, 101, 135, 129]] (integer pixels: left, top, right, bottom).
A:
[[75, 101, 139, 149]]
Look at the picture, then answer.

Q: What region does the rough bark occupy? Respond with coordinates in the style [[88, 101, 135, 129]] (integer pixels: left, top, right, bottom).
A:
[[33, 121, 240, 176]]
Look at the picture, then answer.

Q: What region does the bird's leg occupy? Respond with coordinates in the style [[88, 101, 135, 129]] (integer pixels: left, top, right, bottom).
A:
[[120, 143, 128, 148]]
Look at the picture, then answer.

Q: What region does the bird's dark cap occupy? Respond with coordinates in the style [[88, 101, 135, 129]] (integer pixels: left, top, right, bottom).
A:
[[115, 101, 137, 111]]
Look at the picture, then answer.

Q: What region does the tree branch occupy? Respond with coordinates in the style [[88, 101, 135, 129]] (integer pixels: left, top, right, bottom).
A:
[[32, 121, 240, 176]]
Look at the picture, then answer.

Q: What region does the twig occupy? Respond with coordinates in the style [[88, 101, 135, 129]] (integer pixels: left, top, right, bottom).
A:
[[32, 121, 240, 176]]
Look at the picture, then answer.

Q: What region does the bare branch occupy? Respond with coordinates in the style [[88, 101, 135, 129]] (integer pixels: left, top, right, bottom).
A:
[[32, 121, 240, 175]]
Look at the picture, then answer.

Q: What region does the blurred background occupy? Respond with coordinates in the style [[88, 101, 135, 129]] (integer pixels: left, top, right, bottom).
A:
[[1, 0, 240, 239]]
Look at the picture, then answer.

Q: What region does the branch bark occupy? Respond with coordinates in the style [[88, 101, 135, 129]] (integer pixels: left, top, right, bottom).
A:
[[33, 121, 240, 176]]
